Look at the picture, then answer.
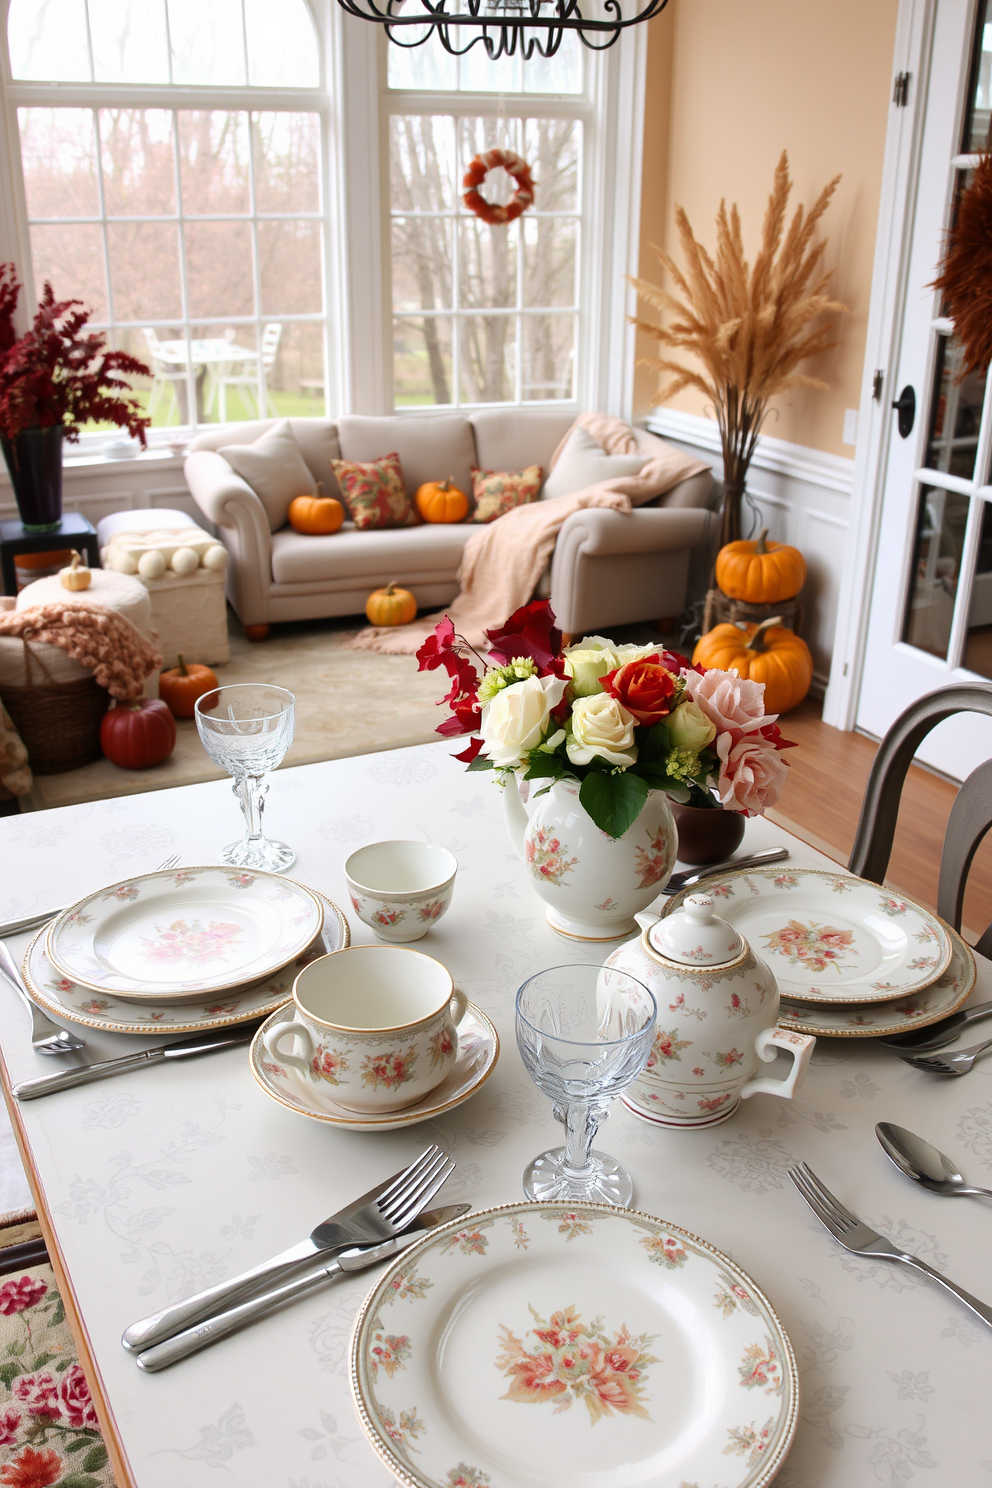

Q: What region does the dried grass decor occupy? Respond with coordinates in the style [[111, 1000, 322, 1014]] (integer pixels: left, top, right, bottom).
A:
[[931, 153, 992, 380], [630, 152, 846, 547]]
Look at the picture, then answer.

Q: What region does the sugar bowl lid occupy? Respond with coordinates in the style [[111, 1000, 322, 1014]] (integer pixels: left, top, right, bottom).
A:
[[647, 894, 744, 966]]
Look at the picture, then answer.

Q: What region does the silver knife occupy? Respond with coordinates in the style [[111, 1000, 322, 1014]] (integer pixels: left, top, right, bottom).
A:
[[877, 999, 992, 1053], [135, 1203, 470, 1371], [663, 846, 789, 894], [12, 1021, 268, 1101], [0, 906, 71, 941]]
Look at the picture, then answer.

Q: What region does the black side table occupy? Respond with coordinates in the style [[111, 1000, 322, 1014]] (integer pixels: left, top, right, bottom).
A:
[[0, 513, 101, 597]]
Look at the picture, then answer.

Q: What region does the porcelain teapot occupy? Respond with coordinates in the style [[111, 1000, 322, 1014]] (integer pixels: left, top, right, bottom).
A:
[[604, 894, 815, 1128]]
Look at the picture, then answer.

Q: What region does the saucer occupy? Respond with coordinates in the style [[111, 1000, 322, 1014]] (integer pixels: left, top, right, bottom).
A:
[[249, 999, 498, 1131]]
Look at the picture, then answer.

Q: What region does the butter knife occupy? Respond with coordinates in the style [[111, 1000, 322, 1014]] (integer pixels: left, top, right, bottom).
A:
[[662, 846, 789, 895], [12, 1020, 267, 1101], [135, 1203, 471, 1371]]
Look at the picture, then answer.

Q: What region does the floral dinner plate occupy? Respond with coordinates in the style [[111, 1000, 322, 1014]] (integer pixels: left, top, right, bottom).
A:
[[664, 867, 951, 1005], [350, 1201, 798, 1488], [22, 897, 348, 1036], [777, 924, 976, 1038], [46, 865, 323, 1001], [250, 999, 499, 1132]]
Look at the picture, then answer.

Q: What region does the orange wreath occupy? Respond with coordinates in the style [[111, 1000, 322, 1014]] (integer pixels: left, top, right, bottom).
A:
[[462, 149, 535, 226]]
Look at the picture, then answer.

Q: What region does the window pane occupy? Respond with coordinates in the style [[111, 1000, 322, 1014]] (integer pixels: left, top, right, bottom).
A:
[[185, 223, 255, 318], [168, 0, 246, 86], [89, 0, 170, 84], [963, 502, 992, 677], [902, 485, 970, 659], [393, 219, 453, 313], [253, 114, 321, 215], [19, 109, 99, 219], [524, 118, 579, 210], [459, 315, 515, 403], [107, 223, 182, 320], [523, 37, 582, 95], [244, 0, 318, 87], [522, 312, 575, 400], [258, 222, 322, 314], [8, 0, 90, 81], [394, 317, 452, 406], [29, 225, 107, 318], [924, 334, 983, 482], [390, 117, 455, 214], [100, 110, 176, 217], [523, 216, 576, 307], [267, 321, 325, 417], [964, 5, 992, 152], [178, 112, 250, 217], [458, 117, 521, 179], [458, 49, 522, 95], [460, 219, 518, 310], [387, 24, 457, 91], [192, 322, 261, 423]]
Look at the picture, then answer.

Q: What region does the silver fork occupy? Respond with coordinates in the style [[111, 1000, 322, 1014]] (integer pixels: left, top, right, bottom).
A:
[[122, 1143, 455, 1353], [896, 1036, 992, 1077], [790, 1161, 992, 1329]]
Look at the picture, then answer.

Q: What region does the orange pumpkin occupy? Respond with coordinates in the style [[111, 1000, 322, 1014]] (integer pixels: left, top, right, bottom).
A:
[[288, 483, 345, 536], [365, 582, 417, 627], [159, 654, 219, 719], [715, 528, 806, 604], [415, 478, 469, 525], [693, 617, 812, 714]]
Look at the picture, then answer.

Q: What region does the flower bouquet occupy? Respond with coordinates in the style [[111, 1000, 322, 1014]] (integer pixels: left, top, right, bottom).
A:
[[417, 599, 795, 840]]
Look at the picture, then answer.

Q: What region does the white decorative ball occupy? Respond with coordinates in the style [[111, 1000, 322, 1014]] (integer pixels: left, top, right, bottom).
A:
[[137, 550, 167, 580], [170, 546, 200, 576], [202, 544, 228, 572], [112, 549, 139, 575]]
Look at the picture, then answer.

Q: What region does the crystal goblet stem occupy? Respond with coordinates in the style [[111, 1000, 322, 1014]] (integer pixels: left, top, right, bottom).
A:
[[194, 684, 296, 872]]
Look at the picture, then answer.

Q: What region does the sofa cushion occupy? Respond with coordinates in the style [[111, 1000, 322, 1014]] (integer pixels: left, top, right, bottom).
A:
[[541, 423, 648, 501], [470, 464, 543, 523], [271, 522, 476, 586], [471, 408, 575, 475], [218, 420, 317, 532], [189, 418, 341, 489], [332, 452, 419, 529], [337, 415, 477, 511]]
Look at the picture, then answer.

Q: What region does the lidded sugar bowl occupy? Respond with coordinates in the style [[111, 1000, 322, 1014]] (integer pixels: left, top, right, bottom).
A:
[[604, 894, 815, 1127]]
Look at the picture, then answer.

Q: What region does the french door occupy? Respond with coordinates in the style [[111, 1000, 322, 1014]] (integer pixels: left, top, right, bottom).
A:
[[857, 0, 992, 779]]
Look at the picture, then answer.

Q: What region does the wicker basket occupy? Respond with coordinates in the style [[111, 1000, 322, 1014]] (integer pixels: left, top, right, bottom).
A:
[[702, 587, 804, 636], [0, 642, 109, 775]]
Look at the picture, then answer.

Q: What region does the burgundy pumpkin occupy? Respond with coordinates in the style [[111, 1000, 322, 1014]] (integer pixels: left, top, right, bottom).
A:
[[100, 698, 176, 769]]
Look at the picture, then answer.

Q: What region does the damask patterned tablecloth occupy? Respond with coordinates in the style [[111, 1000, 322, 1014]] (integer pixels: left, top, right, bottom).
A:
[[0, 741, 989, 1487]]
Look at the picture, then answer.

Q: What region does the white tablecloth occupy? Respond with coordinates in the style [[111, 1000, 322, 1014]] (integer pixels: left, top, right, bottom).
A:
[[0, 741, 989, 1486]]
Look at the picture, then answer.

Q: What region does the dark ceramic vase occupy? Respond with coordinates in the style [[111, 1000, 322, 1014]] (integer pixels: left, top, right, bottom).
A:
[[1, 425, 64, 532], [671, 801, 746, 865]]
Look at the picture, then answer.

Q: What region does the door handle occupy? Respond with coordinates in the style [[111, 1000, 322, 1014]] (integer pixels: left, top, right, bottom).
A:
[[892, 385, 916, 438]]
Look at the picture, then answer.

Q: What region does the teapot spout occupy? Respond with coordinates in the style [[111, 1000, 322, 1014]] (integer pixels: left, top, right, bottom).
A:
[[634, 909, 661, 932]]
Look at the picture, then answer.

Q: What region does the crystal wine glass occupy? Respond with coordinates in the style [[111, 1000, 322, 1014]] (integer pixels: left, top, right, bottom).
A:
[[515, 963, 656, 1207], [194, 684, 296, 872]]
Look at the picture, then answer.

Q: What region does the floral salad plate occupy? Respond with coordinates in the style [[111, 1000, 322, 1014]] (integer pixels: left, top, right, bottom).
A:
[[23, 898, 348, 1036], [250, 1000, 498, 1132], [665, 868, 952, 1005], [46, 866, 323, 1001], [350, 1201, 798, 1488], [777, 925, 976, 1038]]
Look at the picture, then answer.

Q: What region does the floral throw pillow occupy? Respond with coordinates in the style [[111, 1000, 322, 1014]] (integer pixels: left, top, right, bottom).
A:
[[331, 452, 419, 530], [470, 464, 544, 523]]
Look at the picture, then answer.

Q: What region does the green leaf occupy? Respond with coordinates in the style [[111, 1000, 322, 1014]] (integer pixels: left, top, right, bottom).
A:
[[579, 770, 650, 839], [638, 720, 671, 766], [31, 1351, 56, 1369], [58, 1476, 101, 1488], [465, 754, 493, 772], [50, 1298, 65, 1328], [523, 755, 564, 780], [0, 1361, 23, 1387], [65, 1437, 92, 1454], [82, 1445, 109, 1473]]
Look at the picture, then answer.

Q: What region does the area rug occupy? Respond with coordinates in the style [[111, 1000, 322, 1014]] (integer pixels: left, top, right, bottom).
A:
[[0, 1211, 114, 1488]]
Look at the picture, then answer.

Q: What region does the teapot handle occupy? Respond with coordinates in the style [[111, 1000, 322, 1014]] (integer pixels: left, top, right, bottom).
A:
[[740, 1026, 815, 1103], [502, 775, 530, 863]]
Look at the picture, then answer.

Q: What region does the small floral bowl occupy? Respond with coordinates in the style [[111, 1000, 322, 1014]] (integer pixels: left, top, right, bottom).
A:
[[345, 840, 457, 943]]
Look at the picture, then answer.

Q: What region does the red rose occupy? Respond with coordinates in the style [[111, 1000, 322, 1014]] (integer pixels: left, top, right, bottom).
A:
[[0, 1277, 46, 1316], [601, 660, 676, 726], [11, 1373, 59, 1422], [57, 1363, 98, 1430], [0, 1407, 20, 1448]]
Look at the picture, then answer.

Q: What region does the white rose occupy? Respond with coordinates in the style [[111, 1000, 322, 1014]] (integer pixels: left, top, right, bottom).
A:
[[563, 646, 618, 697], [667, 699, 717, 752], [480, 674, 568, 768], [613, 642, 663, 666], [566, 694, 638, 767]]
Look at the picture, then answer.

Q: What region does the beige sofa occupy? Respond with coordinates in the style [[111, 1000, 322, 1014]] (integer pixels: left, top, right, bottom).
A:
[[184, 410, 713, 638]]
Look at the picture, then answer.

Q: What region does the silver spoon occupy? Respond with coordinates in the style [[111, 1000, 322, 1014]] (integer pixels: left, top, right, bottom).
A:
[[876, 1121, 992, 1201]]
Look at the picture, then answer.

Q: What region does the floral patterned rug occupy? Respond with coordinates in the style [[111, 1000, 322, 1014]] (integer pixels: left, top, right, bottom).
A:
[[0, 1213, 113, 1488]]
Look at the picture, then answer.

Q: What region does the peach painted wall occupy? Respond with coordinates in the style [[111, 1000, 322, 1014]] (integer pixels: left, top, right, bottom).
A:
[[633, 0, 900, 458]]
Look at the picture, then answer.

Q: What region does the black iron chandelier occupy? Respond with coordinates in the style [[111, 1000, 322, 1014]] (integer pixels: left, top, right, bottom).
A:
[[336, 0, 670, 57]]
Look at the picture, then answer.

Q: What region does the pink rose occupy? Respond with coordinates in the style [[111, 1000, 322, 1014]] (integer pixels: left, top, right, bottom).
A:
[[57, 1364, 98, 1430], [0, 1407, 20, 1448], [11, 1371, 59, 1421], [716, 733, 789, 814], [0, 1277, 46, 1316], [684, 669, 771, 735]]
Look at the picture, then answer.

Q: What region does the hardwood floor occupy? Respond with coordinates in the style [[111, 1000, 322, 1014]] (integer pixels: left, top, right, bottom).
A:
[[771, 696, 992, 943]]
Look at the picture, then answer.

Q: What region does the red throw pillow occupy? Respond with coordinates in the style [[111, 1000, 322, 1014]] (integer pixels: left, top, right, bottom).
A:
[[331, 452, 419, 530], [470, 464, 544, 523]]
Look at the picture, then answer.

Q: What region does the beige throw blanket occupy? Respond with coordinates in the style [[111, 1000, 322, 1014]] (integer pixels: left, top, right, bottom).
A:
[[0, 603, 162, 700], [347, 413, 707, 653]]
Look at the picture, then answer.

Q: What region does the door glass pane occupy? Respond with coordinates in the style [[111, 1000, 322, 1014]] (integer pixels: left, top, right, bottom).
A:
[[924, 333, 983, 480], [964, 2, 992, 152], [18, 109, 99, 219], [394, 316, 453, 406], [963, 502, 992, 677], [902, 486, 971, 658]]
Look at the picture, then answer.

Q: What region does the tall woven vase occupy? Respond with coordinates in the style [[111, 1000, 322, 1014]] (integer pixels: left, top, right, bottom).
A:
[[1, 425, 65, 532]]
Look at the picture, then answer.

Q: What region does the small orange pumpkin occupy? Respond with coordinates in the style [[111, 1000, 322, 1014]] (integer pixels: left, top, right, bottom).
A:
[[715, 528, 806, 604], [288, 483, 345, 536], [415, 478, 470, 525], [692, 617, 812, 714], [159, 654, 219, 719], [365, 582, 417, 627]]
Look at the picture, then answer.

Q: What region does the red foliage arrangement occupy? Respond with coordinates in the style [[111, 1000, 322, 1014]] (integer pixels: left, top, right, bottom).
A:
[[462, 149, 535, 226], [932, 154, 992, 379], [0, 264, 151, 444]]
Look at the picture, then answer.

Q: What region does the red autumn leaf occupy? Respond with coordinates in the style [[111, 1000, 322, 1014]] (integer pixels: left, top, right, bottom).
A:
[[485, 599, 566, 677]]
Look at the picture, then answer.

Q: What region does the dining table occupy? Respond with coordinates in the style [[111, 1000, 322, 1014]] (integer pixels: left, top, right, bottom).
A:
[[0, 738, 989, 1486]]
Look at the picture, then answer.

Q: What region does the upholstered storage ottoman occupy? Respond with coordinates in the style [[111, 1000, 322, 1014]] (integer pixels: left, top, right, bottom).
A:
[[138, 567, 230, 667]]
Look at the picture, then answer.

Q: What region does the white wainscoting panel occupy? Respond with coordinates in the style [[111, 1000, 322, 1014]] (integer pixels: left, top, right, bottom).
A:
[[0, 452, 199, 539], [646, 409, 854, 689]]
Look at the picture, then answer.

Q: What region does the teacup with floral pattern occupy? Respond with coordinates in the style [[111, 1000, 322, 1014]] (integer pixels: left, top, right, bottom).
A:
[[261, 945, 467, 1113], [345, 840, 457, 943]]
